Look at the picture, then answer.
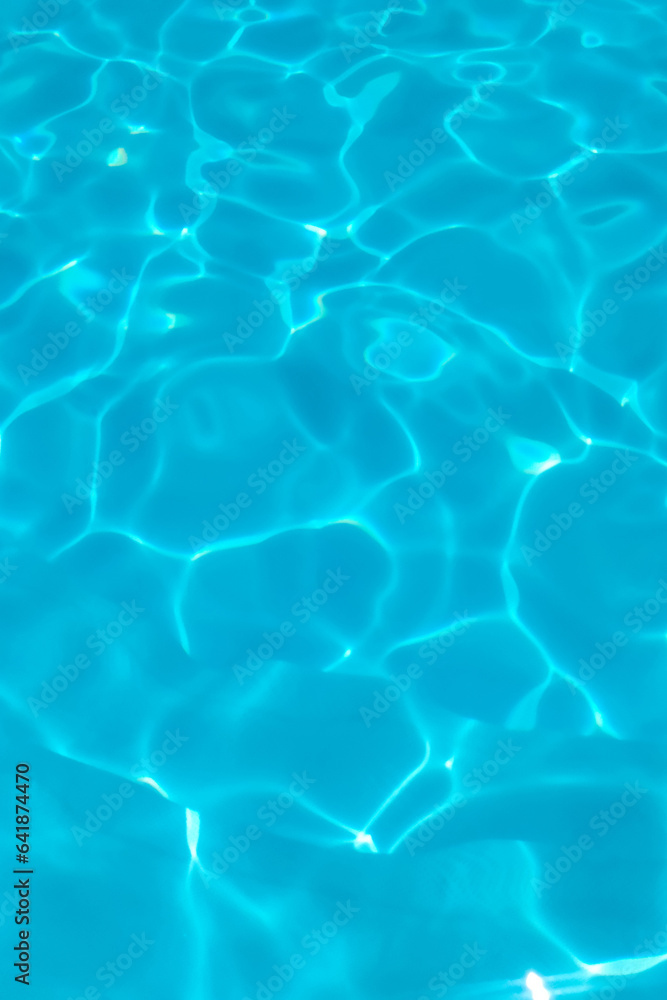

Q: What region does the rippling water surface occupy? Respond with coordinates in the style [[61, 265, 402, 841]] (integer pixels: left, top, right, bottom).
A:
[[2, 0, 667, 997]]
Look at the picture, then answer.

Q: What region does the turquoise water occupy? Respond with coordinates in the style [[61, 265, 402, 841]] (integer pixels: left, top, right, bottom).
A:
[[2, 0, 667, 997]]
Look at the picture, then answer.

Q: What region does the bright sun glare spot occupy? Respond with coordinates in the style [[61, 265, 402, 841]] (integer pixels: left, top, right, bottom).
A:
[[353, 831, 377, 853], [107, 147, 128, 167], [526, 453, 561, 475], [186, 808, 200, 861], [137, 776, 168, 799], [526, 971, 550, 1000], [56, 259, 78, 274]]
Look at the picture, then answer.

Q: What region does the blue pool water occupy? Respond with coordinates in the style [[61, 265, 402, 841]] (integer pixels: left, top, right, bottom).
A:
[[2, 0, 667, 997]]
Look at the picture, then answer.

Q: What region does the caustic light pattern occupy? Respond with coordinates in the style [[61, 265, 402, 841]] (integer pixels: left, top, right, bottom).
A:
[[1, 0, 667, 998]]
